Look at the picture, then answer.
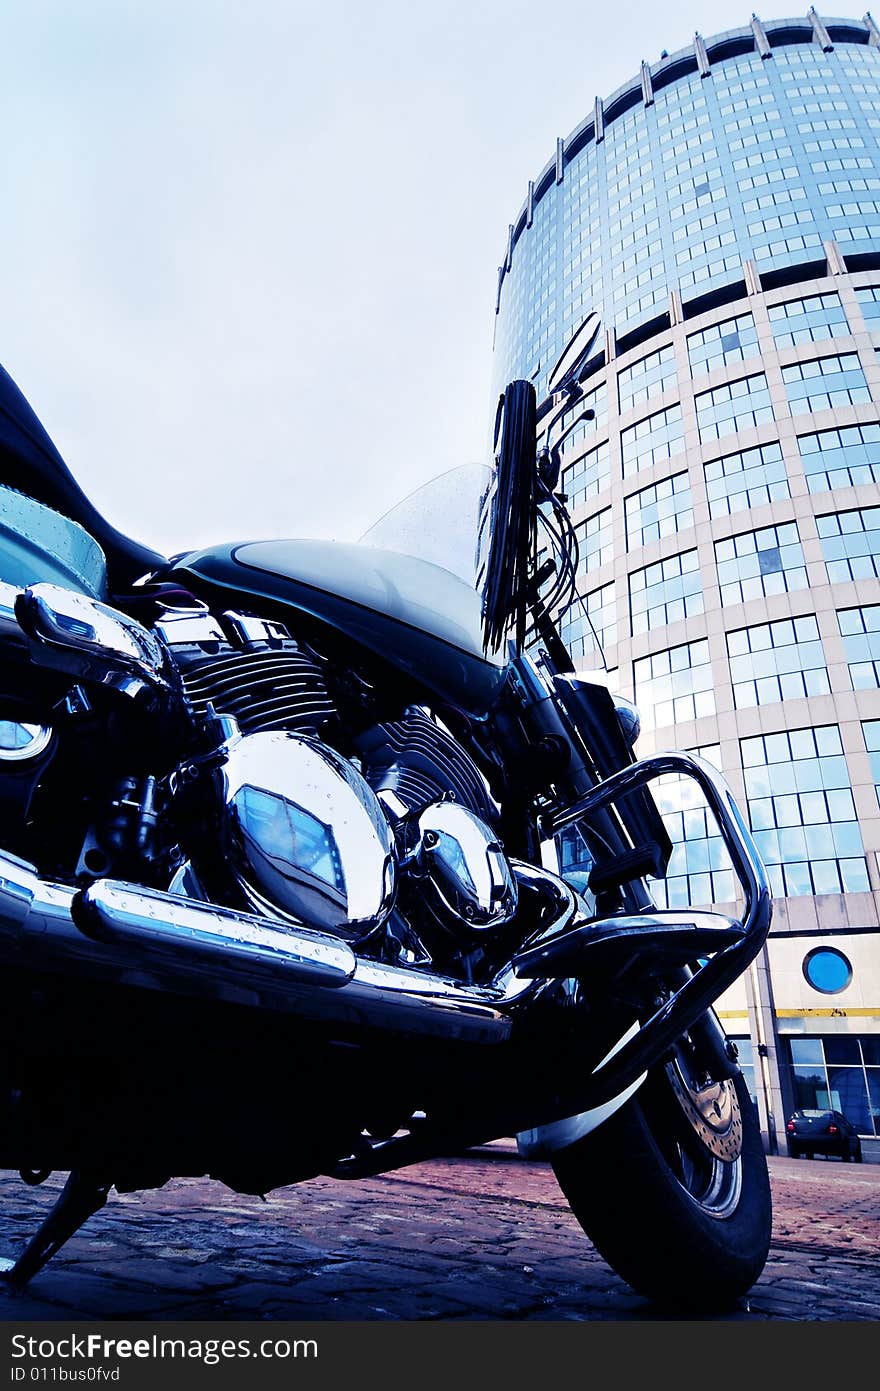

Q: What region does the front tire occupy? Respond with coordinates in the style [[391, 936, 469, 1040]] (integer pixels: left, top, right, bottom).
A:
[[552, 1054, 771, 1311]]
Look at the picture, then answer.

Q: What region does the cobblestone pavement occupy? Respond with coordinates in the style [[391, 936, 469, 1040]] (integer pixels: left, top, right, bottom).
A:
[[0, 1151, 876, 1321]]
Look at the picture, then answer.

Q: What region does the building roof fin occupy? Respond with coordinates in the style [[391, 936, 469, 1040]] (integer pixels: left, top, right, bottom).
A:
[[751, 14, 772, 57], [808, 7, 834, 50], [640, 60, 654, 106]]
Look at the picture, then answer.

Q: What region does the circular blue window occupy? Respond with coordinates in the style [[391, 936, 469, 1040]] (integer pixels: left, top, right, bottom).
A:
[[802, 947, 853, 995]]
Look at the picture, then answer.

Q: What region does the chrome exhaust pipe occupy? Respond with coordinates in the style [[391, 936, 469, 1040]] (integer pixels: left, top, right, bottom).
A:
[[0, 852, 575, 1044]]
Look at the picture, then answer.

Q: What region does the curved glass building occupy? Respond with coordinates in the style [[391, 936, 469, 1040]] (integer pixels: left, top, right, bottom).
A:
[[492, 12, 880, 1154]]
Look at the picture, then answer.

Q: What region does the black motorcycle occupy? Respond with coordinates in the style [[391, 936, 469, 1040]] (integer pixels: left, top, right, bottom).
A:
[[0, 315, 772, 1310]]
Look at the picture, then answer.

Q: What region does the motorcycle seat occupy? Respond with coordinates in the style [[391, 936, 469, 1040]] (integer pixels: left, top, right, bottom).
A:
[[0, 362, 165, 593]]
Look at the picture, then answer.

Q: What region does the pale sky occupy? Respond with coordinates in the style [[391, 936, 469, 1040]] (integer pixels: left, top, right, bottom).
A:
[[2, 2, 799, 560]]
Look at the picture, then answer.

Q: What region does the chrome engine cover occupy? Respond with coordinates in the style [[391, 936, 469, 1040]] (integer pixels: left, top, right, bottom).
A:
[[193, 730, 397, 941], [415, 801, 518, 931]]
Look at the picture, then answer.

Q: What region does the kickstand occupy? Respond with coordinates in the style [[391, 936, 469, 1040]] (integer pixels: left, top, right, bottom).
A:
[[0, 1171, 112, 1287]]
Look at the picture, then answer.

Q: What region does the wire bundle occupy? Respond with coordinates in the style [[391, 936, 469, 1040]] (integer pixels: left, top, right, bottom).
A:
[[481, 380, 538, 654]]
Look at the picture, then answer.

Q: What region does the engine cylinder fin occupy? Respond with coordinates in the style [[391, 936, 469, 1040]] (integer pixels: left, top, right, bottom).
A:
[[173, 642, 335, 736], [356, 710, 497, 824]]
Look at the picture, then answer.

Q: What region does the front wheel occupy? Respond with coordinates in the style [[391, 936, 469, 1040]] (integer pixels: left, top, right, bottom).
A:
[[552, 1044, 771, 1312]]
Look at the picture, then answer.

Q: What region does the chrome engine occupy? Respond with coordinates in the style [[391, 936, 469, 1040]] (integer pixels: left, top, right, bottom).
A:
[[158, 606, 518, 956]]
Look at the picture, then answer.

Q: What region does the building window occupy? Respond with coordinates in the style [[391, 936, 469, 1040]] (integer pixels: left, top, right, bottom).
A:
[[687, 312, 759, 376], [617, 342, 677, 413], [817, 507, 880, 583], [740, 726, 869, 898], [621, 403, 685, 477], [559, 380, 608, 456], [798, 422, 880, 493], [695, 375, 774, 442], [629, 549, 703, 635], [863, 719, 880, 810], [781, 352, 871, 415], [786, 1037, 880, 1137], [564, 439, 611, 509], [728, 1035, 758, 1110], [633, 639, 715, 731], [727, 616, 829, 708], [767, 292, 848, 347], [704, 442, 790, 518], [576, 506, 614, 572], [856, 283, 880, 327], [837, 606, 880, 689], [715, 523, 807, 605], [624, 472, 693, 548], [802, 947, 853, 994], [649, 742, 737, 910], [561, 583, 616, 663]]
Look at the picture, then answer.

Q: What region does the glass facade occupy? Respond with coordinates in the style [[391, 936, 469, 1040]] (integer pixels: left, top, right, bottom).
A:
[[727, 615, 830, 708], [817, 506, 880, 583], [629, 549, 703, 634], [864, 719, 880, 808], [618, 342, 677, 411], [695, 374, 774, 442], [786, 1037, 880, 1136], [768, 292, 848, 346], [715, 523, 807, 604], [624, 472, 693, 547], [781, 352, 871, 413], [838, 604, 880, 688], [798, 423, 880, 492], [564, 439, 611, 508], [576, 506, 614, 572], [741, 727, 868, 898], [687, 312, 759, 375], [621, 403, 685, 476], [633, 638, 715, 731], [494, 19, 880, 1150], [704, 442, 790, 517]]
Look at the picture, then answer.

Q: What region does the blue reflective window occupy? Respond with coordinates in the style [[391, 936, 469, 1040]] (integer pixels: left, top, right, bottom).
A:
[[575, 506, 614, 571], [727, 616, 829, 708], [695, 375, 774, 442], [687, 313, 759, 376], [863, 719, 880, 811], [798, 423, 880, 493], [624, 471, 693, 548], [856, 284, 880, 327], [617, 342, 677, 413], [561, 582, 616, 665], [621, 404, 685, 477], [715, 523, 807, 605], [704, 442, 790, 518], [803, 947, 853, 994], [838, 606, 880, 689], [768, 293, 848, 347], [649, 742, 735, 910], [563, 439, 611, 509], [740, 726, 868, 898], [633, 639, 714, 731], [629, 549, 703, 635], [817, 507, 880, 583], [782, 353, 871, 414]]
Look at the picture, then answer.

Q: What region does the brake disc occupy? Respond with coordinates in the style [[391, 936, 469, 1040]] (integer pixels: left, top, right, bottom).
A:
[[666, 1056, 743, 1162]]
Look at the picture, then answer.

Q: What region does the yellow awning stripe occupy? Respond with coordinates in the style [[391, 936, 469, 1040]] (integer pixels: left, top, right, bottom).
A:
[[717, 1007, 880, 1019]]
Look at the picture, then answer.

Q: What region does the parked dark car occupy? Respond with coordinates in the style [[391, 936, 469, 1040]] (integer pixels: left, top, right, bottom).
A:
[[786, 1109, 863, 1161]]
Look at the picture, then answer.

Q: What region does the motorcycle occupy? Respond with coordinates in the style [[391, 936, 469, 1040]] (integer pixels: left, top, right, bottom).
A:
[[0, 313, 772, 1311]]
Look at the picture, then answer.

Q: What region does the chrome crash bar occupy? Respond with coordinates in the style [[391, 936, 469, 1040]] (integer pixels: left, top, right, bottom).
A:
[[529, 751, 772, 1111]]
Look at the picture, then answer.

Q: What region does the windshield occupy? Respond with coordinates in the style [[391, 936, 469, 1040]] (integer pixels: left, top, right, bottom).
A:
[[359, 464, 494, 590]]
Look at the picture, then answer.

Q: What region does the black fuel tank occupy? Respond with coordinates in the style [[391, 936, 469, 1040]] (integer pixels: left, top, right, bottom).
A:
[[164, 537, 508, 715]]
